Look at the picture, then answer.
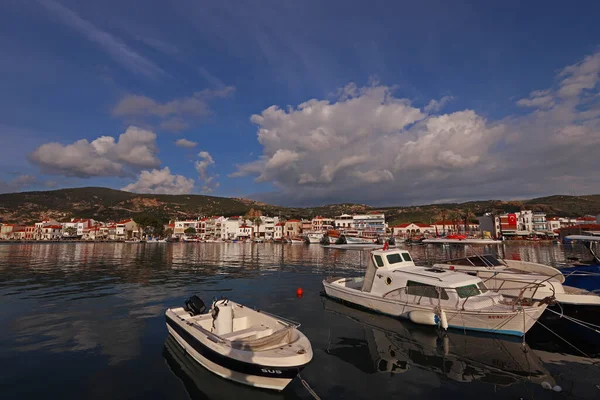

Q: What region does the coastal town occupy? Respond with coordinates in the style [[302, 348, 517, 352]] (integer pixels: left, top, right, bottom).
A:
[[1, 210, 598, 242]]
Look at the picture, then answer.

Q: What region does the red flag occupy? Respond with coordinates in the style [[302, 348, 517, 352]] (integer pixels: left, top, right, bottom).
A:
[[383, 242, 389, 251], [435, 225, 439, 237], [507, 213, 517, 226]]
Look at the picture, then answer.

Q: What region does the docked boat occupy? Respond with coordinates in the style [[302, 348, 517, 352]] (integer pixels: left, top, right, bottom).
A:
[[432, 253, 600, 321], [289, 237, 304, 244], [303, 232, 323, 244], [561, 235, 600, 291], [165, 296, 313, 391], [322, 248, 548, 336], [343, 235, 375, 245], [146, 238, 167, 243]]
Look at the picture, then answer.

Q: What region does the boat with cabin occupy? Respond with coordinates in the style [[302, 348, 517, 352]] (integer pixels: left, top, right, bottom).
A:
[[431, 252, 600, 321], [322, 248, 548, 336], [303, 232, 323, 244], [165, 296, 313, 391]]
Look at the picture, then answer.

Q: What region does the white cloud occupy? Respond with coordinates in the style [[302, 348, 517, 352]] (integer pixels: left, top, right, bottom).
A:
[[112, 87, 235, 132], [29, 126, 160, 177], [175, 138, 197, 148], [424, 95, 454, 113], [37, 0, 164, 78], [122, 167, 194, 194], [236, 51, 600, 205], [195, 151, 218, 193]]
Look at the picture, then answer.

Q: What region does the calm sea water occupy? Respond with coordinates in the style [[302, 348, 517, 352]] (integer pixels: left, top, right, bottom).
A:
[[1, 242, 599, 400]]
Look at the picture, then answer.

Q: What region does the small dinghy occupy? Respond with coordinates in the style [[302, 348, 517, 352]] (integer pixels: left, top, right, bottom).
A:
[[165, 296, 313, 391]]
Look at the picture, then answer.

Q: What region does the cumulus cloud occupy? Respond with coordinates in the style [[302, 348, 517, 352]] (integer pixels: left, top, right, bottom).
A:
[[29, 126, 160, 177], [236, 51, 600, 205], [175, 138, 197, 148], [112, 87, 235, 132], [121, 167, 194, 194], [195, 151, 218, 193]]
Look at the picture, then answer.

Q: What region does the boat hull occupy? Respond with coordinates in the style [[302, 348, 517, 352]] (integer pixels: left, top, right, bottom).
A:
[[165, 314, 306, 390], [322, 280, 544, 337]]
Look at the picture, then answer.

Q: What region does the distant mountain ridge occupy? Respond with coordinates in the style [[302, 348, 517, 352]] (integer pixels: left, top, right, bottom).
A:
[[0, 187, 598, 225]]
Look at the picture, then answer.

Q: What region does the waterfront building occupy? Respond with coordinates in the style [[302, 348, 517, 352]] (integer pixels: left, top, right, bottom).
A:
[[391, 223, 433, 237], [274, 222, 285, 240], [221, 216, 242, 240], [237, 224, 253, 239], [1, 224, 23, 239], [352, 213, 386, 236], [116, 219, 140, 240], [334, 214, 354, 229], [301, 219, 312, 232], [41, 225, 63, 240], [576, 216, 597, 225], [311, 216, 334, 231], [284, 219, 302, 237], [532, 212, 547, 233], [546, 217, 561, 233], [174, 219, 202, 237]]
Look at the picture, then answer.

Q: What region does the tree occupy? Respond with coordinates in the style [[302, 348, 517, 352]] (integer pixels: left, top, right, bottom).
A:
[[64, 226, 77, 237], [165, 228, 173, 238], [184, 227, 197, 235], [253, 217, 262, 239], [134, 213, 166, 238]]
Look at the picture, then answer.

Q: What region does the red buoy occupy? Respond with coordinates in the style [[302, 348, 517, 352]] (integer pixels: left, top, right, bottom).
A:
[[296, 287, 304, 298]]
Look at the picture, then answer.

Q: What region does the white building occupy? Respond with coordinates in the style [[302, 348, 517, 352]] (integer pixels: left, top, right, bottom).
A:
[[40, 224, 63, 240], [221, 216, 242, 240], [237, 224, 253, 239], [391, 223, 433, 237], [116, 219, 139, 240], [532, 212, 547, 232], [546, 218, 561, 233], [274, 222, 284, 240], [352, 213, 386, 236], [334, 214, 354, 229]]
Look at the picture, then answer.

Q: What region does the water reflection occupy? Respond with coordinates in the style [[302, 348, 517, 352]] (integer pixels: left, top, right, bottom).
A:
[[322, 297, 553, 387], [0, 242, 597, 400]]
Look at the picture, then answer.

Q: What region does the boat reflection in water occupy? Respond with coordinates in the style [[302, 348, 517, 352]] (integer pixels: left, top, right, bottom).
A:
[[322, 296, 557, 388], [163, 335, 303, 400]]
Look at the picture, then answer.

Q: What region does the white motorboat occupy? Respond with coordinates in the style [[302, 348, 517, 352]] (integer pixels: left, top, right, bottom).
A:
[[432, 254, 600, 319], [289, 237, 304, 244], [146, 238, 167, 243], [165, 296, 313, 391], [303, 233, 322, 244], [343, 235, 375, 245], [322, 248, 548, 337]]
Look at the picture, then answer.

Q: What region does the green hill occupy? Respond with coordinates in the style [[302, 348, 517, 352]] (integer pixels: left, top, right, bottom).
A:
[[0, 187, 598, 225]]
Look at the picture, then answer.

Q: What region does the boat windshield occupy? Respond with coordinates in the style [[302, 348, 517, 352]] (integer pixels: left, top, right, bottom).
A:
[[386, 253, 403, 264], [456, 283, 488, 298]]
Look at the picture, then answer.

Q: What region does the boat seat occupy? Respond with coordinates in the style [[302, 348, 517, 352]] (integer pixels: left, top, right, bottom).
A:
[[221, 324, 273, 341]]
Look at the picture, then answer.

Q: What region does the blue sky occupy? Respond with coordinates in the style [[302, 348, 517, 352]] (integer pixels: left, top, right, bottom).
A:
[[1, 0, 600, 205]]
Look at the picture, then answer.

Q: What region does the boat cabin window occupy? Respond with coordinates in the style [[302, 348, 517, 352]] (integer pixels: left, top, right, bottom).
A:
[[406, 280, 449, 300], [455, 284, 487, 298], [402, 253, 412, 262], [386, 253, 403, 264], [373, 255, 385, 267]]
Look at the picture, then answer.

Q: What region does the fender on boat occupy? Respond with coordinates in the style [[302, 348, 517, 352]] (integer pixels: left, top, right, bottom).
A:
[[408, 311, 437, 326]]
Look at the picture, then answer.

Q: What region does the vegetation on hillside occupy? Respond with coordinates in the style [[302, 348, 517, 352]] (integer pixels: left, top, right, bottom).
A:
[[0, 187, 598, 225]]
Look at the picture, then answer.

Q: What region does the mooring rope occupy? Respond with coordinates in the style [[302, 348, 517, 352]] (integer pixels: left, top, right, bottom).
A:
[[544, 307, 600, 334], [533, 318, 600, 367], [299, 373, 321, 400]]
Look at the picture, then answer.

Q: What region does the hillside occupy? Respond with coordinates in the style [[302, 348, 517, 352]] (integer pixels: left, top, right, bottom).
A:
[[0, 188, 598, 224]]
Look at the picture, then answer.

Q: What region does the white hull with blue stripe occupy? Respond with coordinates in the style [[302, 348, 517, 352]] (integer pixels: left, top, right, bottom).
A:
[[323, 249, 547, 337]]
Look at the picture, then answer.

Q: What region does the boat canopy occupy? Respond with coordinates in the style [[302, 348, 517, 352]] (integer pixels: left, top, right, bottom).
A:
[[362, 249, 416, 292], [443, 255, 504, 267], [566, 235, 600, 242]]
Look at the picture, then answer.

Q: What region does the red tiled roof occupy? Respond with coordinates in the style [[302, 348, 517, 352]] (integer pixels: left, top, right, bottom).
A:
[[286, 219, 301, 223], [46, 225, 63, 229], [393, 223, 411, 228], [275, 222, 285, 226], [433, 220, 463, 225], [415, 223, 432, 228], [577, 216, 596, 221]]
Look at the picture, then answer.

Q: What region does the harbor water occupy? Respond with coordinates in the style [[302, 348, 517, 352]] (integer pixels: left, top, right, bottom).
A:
[[1, 242, 599, 399]]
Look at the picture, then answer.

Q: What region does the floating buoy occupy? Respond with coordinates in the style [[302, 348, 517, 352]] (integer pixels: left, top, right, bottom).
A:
[[296, 287, 304, 298]]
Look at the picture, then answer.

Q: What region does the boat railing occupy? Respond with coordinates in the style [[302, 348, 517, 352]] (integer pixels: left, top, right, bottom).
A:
[[382, 280, 548, 312]]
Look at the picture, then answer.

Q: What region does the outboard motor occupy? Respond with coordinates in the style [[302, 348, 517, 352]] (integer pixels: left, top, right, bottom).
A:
[[184, 295, 207, 316]]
